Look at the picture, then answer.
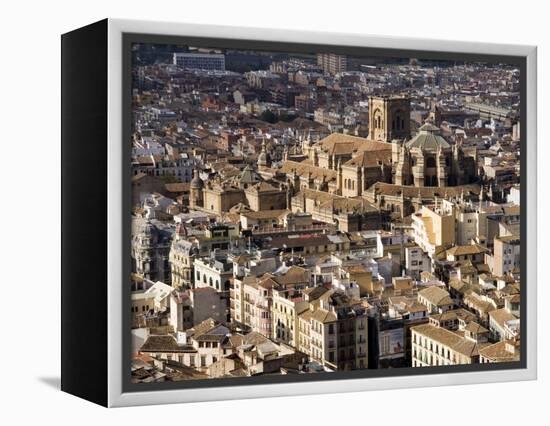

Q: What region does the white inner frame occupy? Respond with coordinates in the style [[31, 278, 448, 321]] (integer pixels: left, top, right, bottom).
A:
[[107, 18, 537, 407]]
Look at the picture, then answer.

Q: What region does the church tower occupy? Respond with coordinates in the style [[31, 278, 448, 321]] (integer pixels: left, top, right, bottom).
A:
[[257, 139, 269, 169], [368, 95, 411, 142], [189, 169, 204, 209]]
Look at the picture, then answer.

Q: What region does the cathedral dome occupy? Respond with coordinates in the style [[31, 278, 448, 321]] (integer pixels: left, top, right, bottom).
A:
[[405, 123, 450, 151]]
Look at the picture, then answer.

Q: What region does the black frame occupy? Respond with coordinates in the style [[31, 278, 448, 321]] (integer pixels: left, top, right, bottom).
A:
[[61, 19, 109, 406], [121, 33, 527, 394]]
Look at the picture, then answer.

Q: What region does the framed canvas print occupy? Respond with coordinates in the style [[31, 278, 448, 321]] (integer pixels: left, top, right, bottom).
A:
[[61, 19, 537, 407]]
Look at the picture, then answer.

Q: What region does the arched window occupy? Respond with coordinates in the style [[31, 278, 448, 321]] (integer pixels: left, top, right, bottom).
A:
[[209, 277, 213, 286], [373, 109, 382, 129]]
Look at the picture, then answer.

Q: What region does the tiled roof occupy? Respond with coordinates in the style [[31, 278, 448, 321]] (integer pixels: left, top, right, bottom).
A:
[[418, 286, 453, 306], [406, 123, 451, 150], [317, 133, 392, 155], [412, 324, 480, 358], [140, 335, 195, 353], [279, 160, 337, 182], [343, 149, 392, 168]]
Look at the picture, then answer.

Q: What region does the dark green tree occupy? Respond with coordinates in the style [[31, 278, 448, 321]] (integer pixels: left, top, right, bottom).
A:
[[260, 109, 278, 123]]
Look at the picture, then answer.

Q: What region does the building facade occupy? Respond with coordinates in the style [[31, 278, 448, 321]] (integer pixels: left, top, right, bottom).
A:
[[173, 52, 226, 71]]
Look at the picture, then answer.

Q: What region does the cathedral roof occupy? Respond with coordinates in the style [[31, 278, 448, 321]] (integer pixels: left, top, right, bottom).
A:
[[406, 123, 451, 151], [245, 181, 280, 193], [365, 182, 481, 198], [296, 188, 377, 214], [316, 133, 392, 156], [343, 149, 392, 168], [279, 160, 337, 182]]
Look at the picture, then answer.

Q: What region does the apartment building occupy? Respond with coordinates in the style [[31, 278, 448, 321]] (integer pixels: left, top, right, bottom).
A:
[[490, 235, 521, 276], [411, 323, 482, 367], [299, 290, 369, 371], [411, 203, 455, 257], [417, 286, 454, 314]]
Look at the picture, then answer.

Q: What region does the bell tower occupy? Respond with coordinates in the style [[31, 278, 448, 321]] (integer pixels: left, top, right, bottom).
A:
[[368, 95, 411, 142]]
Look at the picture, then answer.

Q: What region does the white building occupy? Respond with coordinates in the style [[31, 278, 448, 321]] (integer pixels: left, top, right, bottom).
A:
[[194, 255, 233, 292], [411, 323, 481, 367], [507, 185, 520, 205], [404, 245, 431, 279], [173, 52, 225, 71]]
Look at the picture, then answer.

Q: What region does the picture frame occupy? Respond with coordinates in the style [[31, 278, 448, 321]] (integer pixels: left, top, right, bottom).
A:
[[61, 18, 537, 407]]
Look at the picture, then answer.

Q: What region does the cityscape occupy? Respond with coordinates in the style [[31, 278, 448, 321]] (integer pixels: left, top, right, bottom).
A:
[[130, 43, 521, 383]]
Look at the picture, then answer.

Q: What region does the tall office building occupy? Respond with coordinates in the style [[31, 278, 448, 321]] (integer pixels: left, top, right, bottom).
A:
[[317, 53, 347, 75], [173, 52, 226, 71]]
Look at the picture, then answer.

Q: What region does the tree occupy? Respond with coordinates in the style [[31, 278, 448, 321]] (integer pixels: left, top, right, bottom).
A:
[[260, 109, 278, 124]]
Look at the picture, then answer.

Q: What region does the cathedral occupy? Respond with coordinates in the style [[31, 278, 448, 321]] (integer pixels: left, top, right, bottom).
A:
[[188, 95, 478, 226], [393, 122, 477, 187], [288, 95, 479, 222], [300, 95, 477, 192]]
